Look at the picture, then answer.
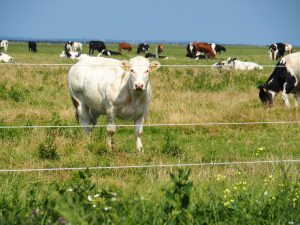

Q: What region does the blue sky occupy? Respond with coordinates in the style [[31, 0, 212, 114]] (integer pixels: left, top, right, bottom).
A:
[[1, 0, 300, 45]]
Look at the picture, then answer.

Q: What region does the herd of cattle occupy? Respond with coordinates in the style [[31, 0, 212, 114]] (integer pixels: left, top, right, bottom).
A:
[[1, 39, 299, 150]]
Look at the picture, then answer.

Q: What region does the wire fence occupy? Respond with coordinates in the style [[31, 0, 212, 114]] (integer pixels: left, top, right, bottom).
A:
[[0, 120, 300, 129], [0, 159, 299, 173], [0, 62, 298, 68]]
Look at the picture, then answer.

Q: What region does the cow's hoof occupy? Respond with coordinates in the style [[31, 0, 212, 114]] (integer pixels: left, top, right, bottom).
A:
[[137, 146, 144, 154]]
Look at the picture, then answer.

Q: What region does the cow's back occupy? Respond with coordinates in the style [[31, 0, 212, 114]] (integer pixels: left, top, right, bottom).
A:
[[281, 52, 300, 80], [68, 57, 125, 111]]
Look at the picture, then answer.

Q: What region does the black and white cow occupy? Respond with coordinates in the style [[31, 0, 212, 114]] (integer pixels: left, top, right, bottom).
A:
[[65, 41, 82, 52], [97, 49, 121, 56], [209, 43, 226, 54], [89, 41, 107, 55], [28, 41, 37, 53], [137, 43, 149, 54], [0, 40, 9, 52], [145, 52, 168, 59], [258, 52, 300, 108], [269, 43, 293, 60]]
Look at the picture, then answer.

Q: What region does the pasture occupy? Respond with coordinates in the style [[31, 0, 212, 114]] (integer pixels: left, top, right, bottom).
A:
[[0, 42, 300, 224]]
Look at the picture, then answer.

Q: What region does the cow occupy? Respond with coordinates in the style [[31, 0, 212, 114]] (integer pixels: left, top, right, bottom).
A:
[[119, 42, 132, 52], [0, 53, 13, 62], [186, 42, 215, 59], [157, 44, 164, 54], [269, 43, 293, 60], [212, 57, 263, 70], [28, 41, 37, 53], [137, 43, 149, 54], [0, 40, 9, 52], [89, 41, 107, 55], [145, 52, 168, 59], [209, 43, 226, 54], [60, 50, 82, 60], [68, 56, 160, 152], [258, 52, 300, 108], [97, 50, 121, 56], [65, 41, 82, 52]]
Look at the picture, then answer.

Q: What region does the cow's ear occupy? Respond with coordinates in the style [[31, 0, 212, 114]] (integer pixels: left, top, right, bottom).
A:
[[121, 60, 130, 71], [149, 61, 160, 72]]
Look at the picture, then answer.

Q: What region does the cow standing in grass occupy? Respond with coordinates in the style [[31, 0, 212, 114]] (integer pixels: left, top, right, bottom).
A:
[[258, 52, 300, 108], [269, 43, 293, 60], [118, 42, 132, 52], [68, 56, 160, 152], [0, 40, 8, 52], [28, 41, 37, 53]]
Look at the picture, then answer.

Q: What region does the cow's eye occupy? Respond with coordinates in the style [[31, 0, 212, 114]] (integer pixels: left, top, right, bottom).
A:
[[130, 69, 135, 73], [145, 70, 149, 73]]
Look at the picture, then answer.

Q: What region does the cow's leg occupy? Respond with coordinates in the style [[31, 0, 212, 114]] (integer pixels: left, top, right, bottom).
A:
[[294, 92, 300, 108], [282, 83, 291, 108], [134, 116, 145, 153], [77, 101, 91, 133], [89, 109, 100, 125], [106, 108, 116, 149]]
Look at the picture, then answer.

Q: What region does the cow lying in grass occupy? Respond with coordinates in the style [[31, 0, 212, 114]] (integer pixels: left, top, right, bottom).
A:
[[258, 52, 300, 108], [68, 56, 160, 152], [212, 57, 263, 70], [0, 53, 13, 62]]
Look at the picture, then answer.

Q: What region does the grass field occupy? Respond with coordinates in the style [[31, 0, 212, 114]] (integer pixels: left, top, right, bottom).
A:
[[0, 42, 300, 224]]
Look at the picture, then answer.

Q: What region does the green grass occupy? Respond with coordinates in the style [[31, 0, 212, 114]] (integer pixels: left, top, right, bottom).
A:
[[0, 42, 300, 224]]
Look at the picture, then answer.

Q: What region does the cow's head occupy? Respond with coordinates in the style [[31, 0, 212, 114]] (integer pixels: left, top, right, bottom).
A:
[[122, 56, 160, 92], [258, 84, 274, 107]]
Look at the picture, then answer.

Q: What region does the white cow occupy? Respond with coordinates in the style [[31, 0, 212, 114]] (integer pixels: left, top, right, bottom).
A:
[[0, 40, 9, 52], [68, 56, 160, 152], [0, 53, 13, 62], [212, 57, 263, 70]]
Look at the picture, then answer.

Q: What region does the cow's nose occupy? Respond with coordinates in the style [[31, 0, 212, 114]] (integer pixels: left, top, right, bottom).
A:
[[135, 83, 144, 90]]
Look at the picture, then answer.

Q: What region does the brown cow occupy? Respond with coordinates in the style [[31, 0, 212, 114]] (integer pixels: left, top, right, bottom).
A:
[[157, 44, 164, 54], [119, 42, 132, 52], [192, 42, 216, 59]]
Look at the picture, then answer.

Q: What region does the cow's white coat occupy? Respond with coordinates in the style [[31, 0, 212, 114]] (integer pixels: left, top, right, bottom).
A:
[[68, 56, 160, 151]]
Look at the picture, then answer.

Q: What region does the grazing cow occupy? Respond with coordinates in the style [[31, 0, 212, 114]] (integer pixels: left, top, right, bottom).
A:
[[209, 43, 226, 54], [269, 43, 293, 60], [157, 44, 164, 54], [212, 57, 263, 70], [119, 42, 132, 52], [258, 52, 300, 108], [28, 41, 37, 53], [89, 41, 107, 55], [60, 50, 82, 60], [68, 56, 160, 151], [0, 53, 13, 62], [186, 42, 215, 59], [137, 43, 149, 54], [145, 52, 168, 59], [0, 40, 9, 52], [65, 41, 82, 52]]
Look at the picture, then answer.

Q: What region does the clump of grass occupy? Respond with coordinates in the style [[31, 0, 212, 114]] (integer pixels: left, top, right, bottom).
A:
[[37, 134, 59, 160], [162, 132, 183, 157]]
